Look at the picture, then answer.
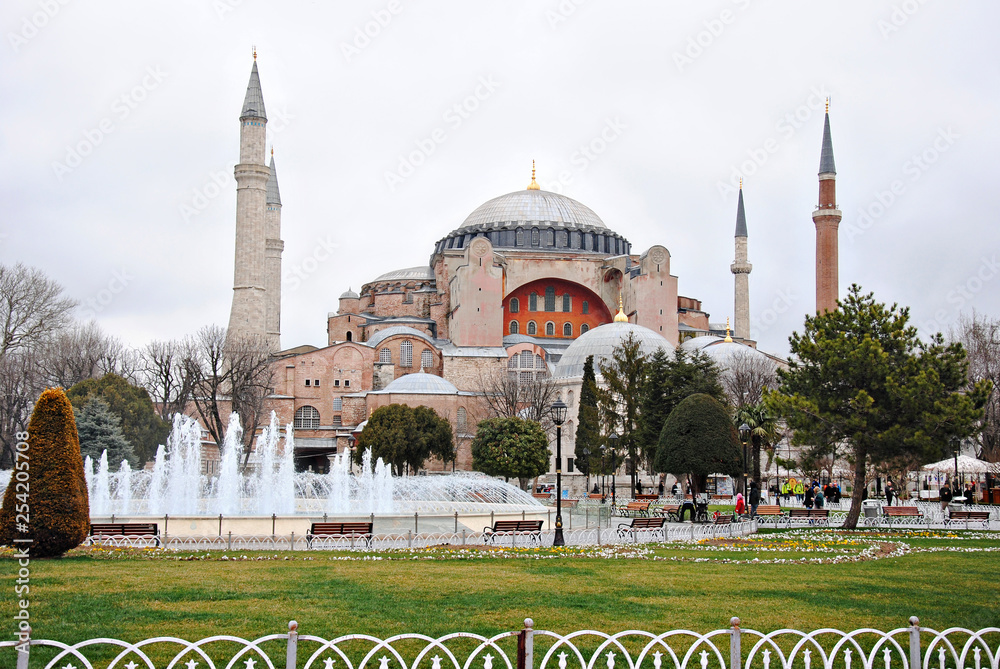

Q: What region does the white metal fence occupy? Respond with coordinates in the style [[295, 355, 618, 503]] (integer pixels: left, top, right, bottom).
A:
[[3, 618, 998, 669]]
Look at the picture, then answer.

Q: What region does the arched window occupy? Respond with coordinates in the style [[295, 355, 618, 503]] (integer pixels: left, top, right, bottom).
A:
[[400, 340, 413, 367], [509, 298, 519, 313], [568, 390, 574, 407], [563, 322, 572, 337], [529, 293, 538, 311], [545, 322, 555, 336], [421, 349, 433, 369], [346, 331, 353, 341], [379, 348, 392, 364], [544, 286, 555, 312], [582, 301, 589, 315], [509, 320, 519, 335], [527, 321, 537, 335], [531, 229, 540, 246], [562, 294, 571, 312], [581, 324, 589, 334], [535, 354, 545, 369], [293, 406, 321, 429], [457, 407, 467, 434], [516, 228, 524, 246]]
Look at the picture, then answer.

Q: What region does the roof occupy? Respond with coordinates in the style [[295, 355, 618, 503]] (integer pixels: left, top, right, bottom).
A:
[[554, 322, 673, 379], [339, 287, 359, 300], [735, 187, 747, 237], [372, 266, 435, 283], [241, 61, 267, 120], [376, 370, 459, 395], [366, 326, 435, 348], [266, 156, 281, 205], [459, 189, 606, 231], [819, 111, 836, 175]]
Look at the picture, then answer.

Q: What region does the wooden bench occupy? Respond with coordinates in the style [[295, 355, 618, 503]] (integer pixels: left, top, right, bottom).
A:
[[89, 523, 161, 546], [882, 506, 923, 524], [483, 520, 544, 545], [617, 516, 666, 540], [531, 493, 552, 501], [613, 501, 651, 517], [754, 505, 786, 524], [713, 514, 733, 525], [789, 508, 829, 525], [947, 510, 991, 529], [306, 522, 374, 548], [587, 493, 606, 501], [655, 504, 681, 522], [635, 494, 660, 501]]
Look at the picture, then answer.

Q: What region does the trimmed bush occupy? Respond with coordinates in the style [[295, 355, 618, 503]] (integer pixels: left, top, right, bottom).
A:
[[653, 393, 742, 494], [0, 388, 91, 557]]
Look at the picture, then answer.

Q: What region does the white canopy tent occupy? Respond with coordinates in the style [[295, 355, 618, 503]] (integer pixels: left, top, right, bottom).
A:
[[921, 455, 996, 474]]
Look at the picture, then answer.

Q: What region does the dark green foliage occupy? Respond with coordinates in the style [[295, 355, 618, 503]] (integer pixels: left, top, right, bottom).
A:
[[636, 348, 725, 469], [654, 393, 742, 494], [471, 416, 550, 488], [768, 285, 990, 528], [354, 404, 454, 476], [0, 388, 90, 557], [574, 355, 602, 475], [74, 397, 136, 467], [732, 402, 779, 484], [67, 373, 169, 467]]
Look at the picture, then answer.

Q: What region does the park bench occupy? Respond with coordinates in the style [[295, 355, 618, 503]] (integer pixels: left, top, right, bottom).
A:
[[617, 516, 666, 540], [947, 510, 991, 529], [655, 504, 681, 522], [789, 508, 829, 525], [713, 514, 733, 525], [483, 520, 544, 545], [882, 506, 924, 525], [89, 523, 161, 546], [306, 522, 374, 548], [531, 493, 552, 501], [587, 493, 606, 501], [635, 494, 660, 501], [613, 501, 651, 517], [754, 505, 787, 525]]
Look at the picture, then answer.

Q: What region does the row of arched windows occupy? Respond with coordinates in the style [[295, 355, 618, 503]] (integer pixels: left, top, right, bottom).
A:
[[509, 293, 588, 314], [510, 321, 589, 337], [377, 341, 435, 368]]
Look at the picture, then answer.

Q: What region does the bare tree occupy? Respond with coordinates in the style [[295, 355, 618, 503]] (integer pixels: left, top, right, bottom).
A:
[[185, 325, 275, 466], [38, 321, 115, 388], [951, 312, 1000, 462], [476, 362, 558, 429], [0, 263, 76, 358], [140, 339, 195, 421], [721, 348, 778, 408], [0, 353, 41, 467]]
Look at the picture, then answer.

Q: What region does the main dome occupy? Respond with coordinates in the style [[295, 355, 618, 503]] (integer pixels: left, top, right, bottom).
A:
[[435, 188, 630, 256]]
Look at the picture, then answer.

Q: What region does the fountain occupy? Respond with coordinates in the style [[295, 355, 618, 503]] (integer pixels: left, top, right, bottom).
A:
[[0, 411, 544, 536]]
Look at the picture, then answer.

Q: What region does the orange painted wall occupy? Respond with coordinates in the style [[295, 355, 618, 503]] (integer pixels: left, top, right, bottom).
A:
[[504, 278, 612, 339]]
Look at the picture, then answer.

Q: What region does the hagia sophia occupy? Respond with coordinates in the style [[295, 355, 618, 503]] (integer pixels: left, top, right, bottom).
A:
[[222, 56, 842, 479]]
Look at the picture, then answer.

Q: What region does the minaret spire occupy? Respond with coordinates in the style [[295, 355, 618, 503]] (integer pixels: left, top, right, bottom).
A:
[[731, 180, 752, 340], [527, 160, 540, 190], [813, 100, 842, 314]]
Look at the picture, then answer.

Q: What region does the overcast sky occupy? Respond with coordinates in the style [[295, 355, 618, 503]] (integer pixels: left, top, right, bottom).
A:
[[2, 1, 998, 357]]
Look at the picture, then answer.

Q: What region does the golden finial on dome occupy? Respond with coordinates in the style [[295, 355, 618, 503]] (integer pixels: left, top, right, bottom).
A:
[[613, 293, 628, 323], [527, 159, 540, 190], [724, 318, 733, 343], [253, 45, 257, 61]]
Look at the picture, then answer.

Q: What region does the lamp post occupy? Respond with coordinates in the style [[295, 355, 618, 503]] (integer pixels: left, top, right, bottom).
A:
[[608, 432, 619, 506], [739, 423, 750, 497], [551, 399, 568, 547], [347, 434, 357, 474], [950, 436, 960, 491], [599, 446, 607, 501], [582, 447, 591, 495]]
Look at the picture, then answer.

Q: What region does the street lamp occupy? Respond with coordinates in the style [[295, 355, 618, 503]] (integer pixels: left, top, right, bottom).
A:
[[551, 399, 568, 547], [950, 436, 961, 490], [599, 446, 607, 501], [738, 423, 750, 497], [347, 434, 357, 474], [608, 432, 619, 506], [582, 447, 591, 494]]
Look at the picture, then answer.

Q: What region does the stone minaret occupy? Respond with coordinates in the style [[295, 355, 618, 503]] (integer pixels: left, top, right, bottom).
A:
[[228, 54, 271, 344], [813, 101, 841, 313], [264, 149, 283, 350], [730, 180, 751, 339]]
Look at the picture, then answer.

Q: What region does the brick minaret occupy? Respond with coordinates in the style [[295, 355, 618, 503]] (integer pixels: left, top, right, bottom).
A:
[[813, 102, 841, 313], [228, 53, 271, 344], [264, 150, 284, 351], [730, 180, 751, 339]]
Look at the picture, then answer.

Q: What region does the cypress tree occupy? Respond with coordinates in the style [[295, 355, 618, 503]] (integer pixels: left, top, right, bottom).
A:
[[0, 388, 91, 558], [574, 355, 601, 475]]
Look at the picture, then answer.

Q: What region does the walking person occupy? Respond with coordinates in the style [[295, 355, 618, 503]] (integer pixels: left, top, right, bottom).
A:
[[813, 485, 825, 509], [749, 480, 761, 517], [940, 482, 953, 511], [794, 480, 804, 503], [885, 480, 895, 507], [804, 483, 814, 509]]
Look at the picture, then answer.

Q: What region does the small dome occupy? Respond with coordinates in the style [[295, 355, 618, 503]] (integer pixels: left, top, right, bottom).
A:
[[339, 287, 359, 300], [372, 266, 435, 283], [680, 335, 723, 352], [699, 341, 772, 369], [380, 370, 458, 395], [554, 322, 673, 379]]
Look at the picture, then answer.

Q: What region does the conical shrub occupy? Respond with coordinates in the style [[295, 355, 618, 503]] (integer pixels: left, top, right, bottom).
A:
[[0, 388, 91, 557]]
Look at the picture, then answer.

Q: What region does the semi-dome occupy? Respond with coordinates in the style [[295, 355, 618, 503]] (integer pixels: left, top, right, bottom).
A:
[[372, 266, 435, 283], [435, 188, 630, 256], [554, 322, 673, 379], [378, 370, 459, 394], [680, 335, 723, 352]]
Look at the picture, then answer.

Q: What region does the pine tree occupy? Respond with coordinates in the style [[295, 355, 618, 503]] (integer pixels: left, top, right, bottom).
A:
[[0, 388, 91, 558], [597, 332, 650, 493], [75, 397, 136, 467], [574, 355, 602, 476]]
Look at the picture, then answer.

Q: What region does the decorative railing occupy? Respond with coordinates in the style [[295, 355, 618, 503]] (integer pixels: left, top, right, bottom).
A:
[[3, 618, 998, 669]]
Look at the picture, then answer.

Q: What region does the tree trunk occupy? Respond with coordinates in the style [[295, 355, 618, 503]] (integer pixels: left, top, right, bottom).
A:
[[844, 448, 867, 529]]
